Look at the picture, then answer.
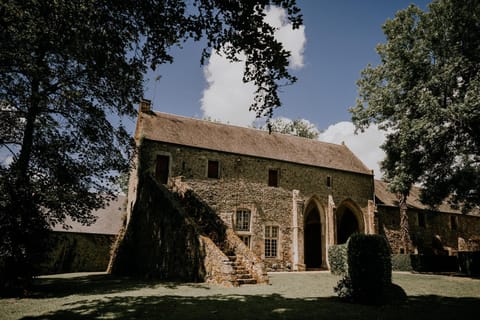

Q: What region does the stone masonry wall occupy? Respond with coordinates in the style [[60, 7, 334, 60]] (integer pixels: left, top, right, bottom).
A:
[[379, 204, 480, 255], [140, 139, 375, 270]]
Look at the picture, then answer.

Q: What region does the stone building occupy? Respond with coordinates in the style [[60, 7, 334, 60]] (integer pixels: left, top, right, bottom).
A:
[[40, 196, 125, 274], [126, 100, 376, 272], [375, 180, 480, 256]]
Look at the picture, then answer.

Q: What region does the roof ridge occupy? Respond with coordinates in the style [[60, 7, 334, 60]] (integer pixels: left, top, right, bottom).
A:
[[150, 110, 353, 148]]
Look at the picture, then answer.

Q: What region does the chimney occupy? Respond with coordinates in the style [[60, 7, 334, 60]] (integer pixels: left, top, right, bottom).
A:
[[139, 98, 151, 113]]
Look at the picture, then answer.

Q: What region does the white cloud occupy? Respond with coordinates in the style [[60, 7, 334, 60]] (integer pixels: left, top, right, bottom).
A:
[[263, 6, 305, 69], [319, 122, 386, 178], [201, 6, 306, 126], [201, 52, 257, 126]]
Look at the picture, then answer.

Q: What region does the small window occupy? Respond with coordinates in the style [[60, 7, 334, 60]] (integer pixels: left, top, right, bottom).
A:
[[265, 226, 279, 258], [239, 235, 251, 248], [155, 155, 170, 184], [450, 215, 458, 231], [268, 169, 279, 187], [207, 160, 219, 179], [235, 209, 251, 232], [418, 212, 426, 228], [326, 176, 332, 188]]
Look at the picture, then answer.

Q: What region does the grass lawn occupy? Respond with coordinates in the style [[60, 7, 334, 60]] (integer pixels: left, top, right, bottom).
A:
[[1, 271, 479, 319]]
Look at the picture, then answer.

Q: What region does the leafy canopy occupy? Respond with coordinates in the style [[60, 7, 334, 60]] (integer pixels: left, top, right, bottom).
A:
[[0, 0, 302, 293], [1, 0, 302, 225], [260, 117, 320, 139], [350, 0, 480, 211]]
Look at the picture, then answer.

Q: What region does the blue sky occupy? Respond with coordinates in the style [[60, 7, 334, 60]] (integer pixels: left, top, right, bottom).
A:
[[140, 0, 432, 177]]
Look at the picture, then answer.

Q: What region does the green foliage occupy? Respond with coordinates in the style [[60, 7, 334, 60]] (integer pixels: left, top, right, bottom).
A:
[[335, 234, 392, 305], [350, 0, 480, 212], [328, 244, 348, 276], [0, 0, 302, 294], [458, 251, 480, 276], [259, 117, 320, 139], [391, 254, 414, 272]]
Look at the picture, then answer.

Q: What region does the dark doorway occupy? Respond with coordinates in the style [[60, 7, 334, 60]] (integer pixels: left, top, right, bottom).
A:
[[337, 208, 359, 244], [155, 155, 170, 184], [304, 208, 322, 269]]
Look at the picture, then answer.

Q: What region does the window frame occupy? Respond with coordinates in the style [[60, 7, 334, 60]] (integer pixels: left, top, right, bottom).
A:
[[155, 154, 171, 184], [207, 159, 220, 179], [238, 235, 251, 248], [268, 168, 279, 187], [326, 176, 332, 188], [234, 209, 251, 232], [264, 225, 279, 258]]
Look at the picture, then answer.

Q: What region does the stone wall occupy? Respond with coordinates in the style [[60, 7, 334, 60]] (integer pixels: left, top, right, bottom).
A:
[[39, 232, 115, 275], [200, 235, 236, 287], [139, 139, 375, 271], [378, 204, 480, 255], [110, 174, 205, 281]]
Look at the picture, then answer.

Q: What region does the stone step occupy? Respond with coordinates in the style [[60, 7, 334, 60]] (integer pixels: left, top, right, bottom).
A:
[[237, 278, 257, 285], [234, 269, 249, 275], [236, 273, 253, 280]]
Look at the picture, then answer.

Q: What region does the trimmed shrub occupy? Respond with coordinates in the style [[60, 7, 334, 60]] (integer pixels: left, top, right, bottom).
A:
[[410, 255, 458, 272], [328, 244, 348, 276], [346, 234, 392, 304], [391, 254, 413, 272], [458, 251, 480, 276]]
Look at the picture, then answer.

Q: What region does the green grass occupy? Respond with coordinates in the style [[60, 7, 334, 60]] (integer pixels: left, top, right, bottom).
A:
[[1, 271, 479, 319]]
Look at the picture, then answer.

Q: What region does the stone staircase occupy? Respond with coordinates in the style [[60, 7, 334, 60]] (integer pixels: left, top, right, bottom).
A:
[[226, 255, 257, 285]]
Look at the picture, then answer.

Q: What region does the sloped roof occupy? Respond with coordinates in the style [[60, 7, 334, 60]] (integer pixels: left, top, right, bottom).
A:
[[136, 111, 372, 175], [375, 180, 479, 215], [51, 195, 125, 235]]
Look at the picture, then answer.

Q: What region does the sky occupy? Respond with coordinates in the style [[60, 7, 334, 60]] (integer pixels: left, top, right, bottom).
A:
[[140, 0, 432, 178]]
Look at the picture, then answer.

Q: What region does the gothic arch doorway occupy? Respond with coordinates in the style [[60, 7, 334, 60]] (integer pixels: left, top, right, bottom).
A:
[[304, 201, 324, 269], [336, 201, 364, 244]]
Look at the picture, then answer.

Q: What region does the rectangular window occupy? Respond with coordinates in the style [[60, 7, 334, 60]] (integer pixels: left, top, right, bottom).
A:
[[155, 155, 170, 184], [450, 215, 458, 231], [235, 210, 251, 232], [268, 169, 279, 187], [239, 235, 251, 248], [265, 226, 279, 258], [418, 212, 426, 228], [207, 160, 219, 179], [326, 176, 332, 188]]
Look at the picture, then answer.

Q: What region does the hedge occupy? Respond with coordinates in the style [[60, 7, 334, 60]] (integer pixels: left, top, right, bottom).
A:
[[392, 254, 458, 272], [328, 244, 348, 276], [458, 251, 480, 276], [335, 234, 392, 305]]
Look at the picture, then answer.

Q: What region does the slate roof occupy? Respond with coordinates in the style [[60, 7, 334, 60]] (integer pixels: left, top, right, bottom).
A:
[[375, 180, 479, 215], [136, 111, 372, 175], [51, 195, 125, 235]]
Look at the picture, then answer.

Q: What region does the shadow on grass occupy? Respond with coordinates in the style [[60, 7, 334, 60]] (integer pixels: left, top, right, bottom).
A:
[[20, 292, 480, 320], [30, 274, 210, 298]]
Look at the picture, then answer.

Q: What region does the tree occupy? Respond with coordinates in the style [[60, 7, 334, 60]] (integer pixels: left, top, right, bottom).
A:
[[0, 0, 302, 294], [350, 0, 480, 212], [260, 117, 320, 139]]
